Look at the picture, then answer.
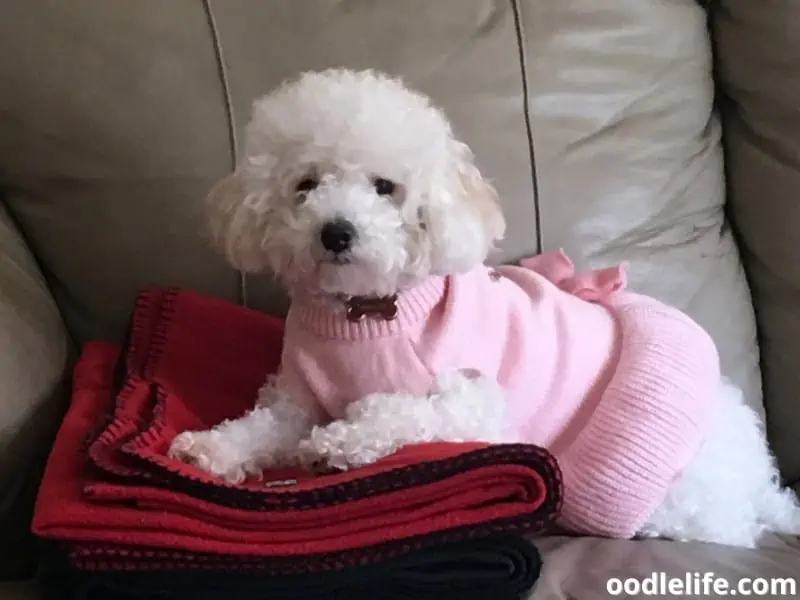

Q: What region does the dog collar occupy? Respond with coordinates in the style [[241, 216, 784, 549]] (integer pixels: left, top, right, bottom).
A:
[[337, 294, 399, 322]]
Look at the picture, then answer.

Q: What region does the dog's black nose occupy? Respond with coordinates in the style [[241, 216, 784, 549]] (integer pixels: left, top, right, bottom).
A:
[[320, 219, 357, 253]]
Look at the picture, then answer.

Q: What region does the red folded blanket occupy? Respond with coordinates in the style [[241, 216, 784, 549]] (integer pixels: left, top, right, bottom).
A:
[[88, 287, 286, 483], [33, 288, 562, 570]]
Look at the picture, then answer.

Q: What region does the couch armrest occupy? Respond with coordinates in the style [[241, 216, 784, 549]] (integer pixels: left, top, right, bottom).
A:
[[0, 200, 69, 580]]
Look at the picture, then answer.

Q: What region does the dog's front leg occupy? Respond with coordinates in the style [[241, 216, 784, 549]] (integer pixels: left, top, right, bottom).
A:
[[168, 376, 315, 483], [300, 369, 514, 471]]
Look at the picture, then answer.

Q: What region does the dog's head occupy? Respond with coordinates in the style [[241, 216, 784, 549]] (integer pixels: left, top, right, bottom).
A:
[[207, 68, 505, 298]]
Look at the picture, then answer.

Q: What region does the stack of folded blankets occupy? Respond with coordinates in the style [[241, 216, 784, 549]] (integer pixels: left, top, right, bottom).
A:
[[32, 288, 563, 600]]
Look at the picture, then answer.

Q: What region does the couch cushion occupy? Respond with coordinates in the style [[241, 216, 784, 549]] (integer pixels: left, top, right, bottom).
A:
[[516, 0, 762, 415], [713, 0, 800, 486], [0, 582, 42, 600], [0, 0, 240, 343], [0, 0, 536, 344], [0, 203, 69, 579], [532, 534, 800, 599]]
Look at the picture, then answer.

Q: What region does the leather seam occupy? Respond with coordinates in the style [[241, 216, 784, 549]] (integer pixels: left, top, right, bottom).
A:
[[203, 0, 249, 307], [510, 0, 543, 253]]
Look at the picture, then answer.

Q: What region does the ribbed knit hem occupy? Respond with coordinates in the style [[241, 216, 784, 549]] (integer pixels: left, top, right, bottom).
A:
[[289, 276, 446, 340], [557, 293, 721, 538]]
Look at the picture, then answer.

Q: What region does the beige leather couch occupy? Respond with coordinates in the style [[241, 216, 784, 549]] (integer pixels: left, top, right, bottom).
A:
[[1, 1, 799, 598]]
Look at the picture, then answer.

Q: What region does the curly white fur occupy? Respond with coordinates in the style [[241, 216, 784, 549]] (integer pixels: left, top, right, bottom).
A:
[[296, 369, 515, 471], [206, 68, 503, 299], [639, 379, 800, 547], [169, 375, 313, 483], [169, 68, 800, 548]]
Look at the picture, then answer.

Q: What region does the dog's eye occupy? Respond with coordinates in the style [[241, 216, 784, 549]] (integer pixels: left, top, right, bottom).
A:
[[373, 178, 396, 196], [295, 177, 318, 193]]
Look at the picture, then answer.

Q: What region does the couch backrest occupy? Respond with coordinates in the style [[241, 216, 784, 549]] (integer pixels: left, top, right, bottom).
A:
[[2, 0, 792, 482], [713, 0, 800, 489]]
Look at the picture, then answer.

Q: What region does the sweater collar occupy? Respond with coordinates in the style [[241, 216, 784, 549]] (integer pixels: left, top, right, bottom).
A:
[[288, 276, 446, 340]]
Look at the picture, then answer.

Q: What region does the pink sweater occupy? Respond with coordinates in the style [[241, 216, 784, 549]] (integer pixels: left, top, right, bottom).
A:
[[280, 250, 721, 539]]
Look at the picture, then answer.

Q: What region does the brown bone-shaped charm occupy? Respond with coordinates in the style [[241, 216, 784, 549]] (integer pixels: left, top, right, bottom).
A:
[[345, 294, 399, 322]]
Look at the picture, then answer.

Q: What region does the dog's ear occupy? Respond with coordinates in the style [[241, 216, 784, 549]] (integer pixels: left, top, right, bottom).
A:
[[457, 151, 506, 243], [421, 142, 505, 274], [206, 171, 272, 273]]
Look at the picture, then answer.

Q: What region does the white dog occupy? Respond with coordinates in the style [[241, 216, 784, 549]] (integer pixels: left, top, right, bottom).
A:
[[169, 68, 800, 548]]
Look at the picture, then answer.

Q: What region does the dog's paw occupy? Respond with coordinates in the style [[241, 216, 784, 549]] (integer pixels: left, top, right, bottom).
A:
[[296, 437, 344, 475], [299, 420, 397, 473], [297, 423, 354, 472], [168, 431, 255, 484]]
